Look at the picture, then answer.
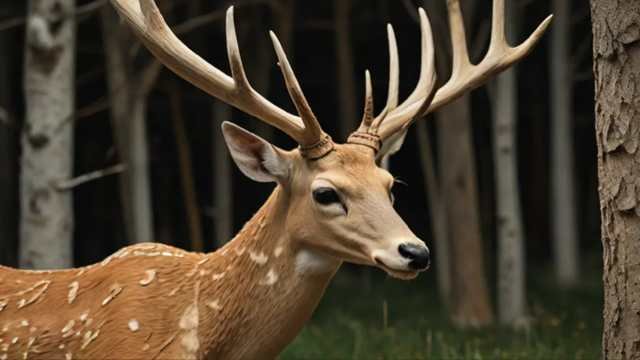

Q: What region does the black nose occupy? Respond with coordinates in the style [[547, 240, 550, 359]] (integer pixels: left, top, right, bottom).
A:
[[398, 243, 430, 270]]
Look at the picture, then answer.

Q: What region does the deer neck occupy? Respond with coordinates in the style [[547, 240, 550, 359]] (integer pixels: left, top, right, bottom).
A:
[[198, 186, 341, 359]]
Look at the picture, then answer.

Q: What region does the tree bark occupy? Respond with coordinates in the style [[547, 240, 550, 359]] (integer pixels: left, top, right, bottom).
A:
[[551, 0, 579, 287], [335, 0, 358, 141], [20, 0, 75, 269], [437, 95, 494, 327], [212, 102, 233, 248], [170, 87, 204, 252], [101, 7, 156, 244], [591, 1, 640, 358], [493, 1, 527, 327], [415, 121, 451, 307]]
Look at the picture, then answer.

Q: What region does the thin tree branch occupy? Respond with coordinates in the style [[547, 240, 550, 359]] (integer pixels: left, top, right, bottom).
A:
[[55, 164, 126, 191]]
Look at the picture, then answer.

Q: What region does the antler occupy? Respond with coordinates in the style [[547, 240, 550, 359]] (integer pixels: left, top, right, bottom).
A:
[[351, 0, 552, 153], [347, 8, 437, 152], [110, 0, 333, 159]]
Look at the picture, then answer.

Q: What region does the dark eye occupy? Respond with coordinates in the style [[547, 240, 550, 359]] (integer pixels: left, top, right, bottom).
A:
[[313, 187, 341, 206]]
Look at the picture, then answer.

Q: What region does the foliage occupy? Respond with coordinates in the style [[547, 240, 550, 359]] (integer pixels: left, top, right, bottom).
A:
[[283, 265, 602, 359]]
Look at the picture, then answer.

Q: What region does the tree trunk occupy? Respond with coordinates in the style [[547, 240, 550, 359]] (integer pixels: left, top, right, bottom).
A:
[[549, 0, 579, 286], [20, 0, 75, 269], [101, 7, 155, 244], [551, 0, 579, 287], [170, 87, 204, 252], [212, 102, 233, 248], [415, 121, 451, 307], [0, 2, 17, 267], [493, 1, 527, 327], [492, 10, 526, 329], [335, 0, 357, 141], [437, 95, 494, 327], [591, 1, 640, 358]]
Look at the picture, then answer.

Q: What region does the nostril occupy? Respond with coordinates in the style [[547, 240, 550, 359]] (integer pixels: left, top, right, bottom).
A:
[[398, 243, 430, 270], [398, 243, 415, 259]]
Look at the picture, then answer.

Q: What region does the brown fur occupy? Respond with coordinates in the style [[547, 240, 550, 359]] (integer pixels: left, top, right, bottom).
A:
[[0, 146, 425, 359], [0, 188, 339, 360]]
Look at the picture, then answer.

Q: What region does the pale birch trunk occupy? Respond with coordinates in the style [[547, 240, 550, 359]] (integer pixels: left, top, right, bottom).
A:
[[20, 0, 75, 269], [492, 0, 527, 327], [550, 0, 579, 287], [101, 7, 155, 244]]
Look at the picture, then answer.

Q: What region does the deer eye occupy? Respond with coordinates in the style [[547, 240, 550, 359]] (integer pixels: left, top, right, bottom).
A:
[[313, 187, 341, 206]]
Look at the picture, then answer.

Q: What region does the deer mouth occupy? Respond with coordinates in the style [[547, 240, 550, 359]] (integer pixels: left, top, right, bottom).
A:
[[374, 257, 419, 280]]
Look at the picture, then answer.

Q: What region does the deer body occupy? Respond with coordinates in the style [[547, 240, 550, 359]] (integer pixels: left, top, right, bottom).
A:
[[0, 0, 550, 358], [0, 187, 341, 360]]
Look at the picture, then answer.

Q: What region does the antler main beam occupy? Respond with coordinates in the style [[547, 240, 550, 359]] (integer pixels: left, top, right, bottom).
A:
[[367, 0, 552, 143], [110, 0, 332, 157]]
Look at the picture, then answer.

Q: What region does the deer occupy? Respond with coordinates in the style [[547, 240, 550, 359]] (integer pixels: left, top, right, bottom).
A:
[[0, 0, 551, 359]]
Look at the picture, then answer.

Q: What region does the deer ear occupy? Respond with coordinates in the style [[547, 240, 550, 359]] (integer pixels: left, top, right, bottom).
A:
[[221, 122, 290, 183], [376, 128, 408, 163]]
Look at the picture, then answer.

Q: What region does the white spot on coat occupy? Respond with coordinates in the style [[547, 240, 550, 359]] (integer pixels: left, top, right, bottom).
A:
[[17, 280, 50, 309], [128, 319, 140, 332], [81, 330, 99, 350], [68, 281, 79, 304], [249, 251, 268, 265], [79, 311, 89, 322], [65, 352, 72, 360], [102, 284, 123, 306], [211, 273, 225, 281], [62, 320, 75, 333], [260, 269, 279, 286], [274, 246, 284, 258], [139, 270, 156, 286], [206, 300, 222, 311], [179, 304, 199, 355]]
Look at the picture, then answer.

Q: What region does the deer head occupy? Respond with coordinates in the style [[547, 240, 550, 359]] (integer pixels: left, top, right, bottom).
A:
[[110, 0, 551, 279]]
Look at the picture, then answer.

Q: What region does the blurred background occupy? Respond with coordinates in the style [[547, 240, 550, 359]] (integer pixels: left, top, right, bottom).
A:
[[0, 0, 599, 358]]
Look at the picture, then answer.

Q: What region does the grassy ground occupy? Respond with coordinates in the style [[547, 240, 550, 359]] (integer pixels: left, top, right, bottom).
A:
[[281, 265, 602, 359]]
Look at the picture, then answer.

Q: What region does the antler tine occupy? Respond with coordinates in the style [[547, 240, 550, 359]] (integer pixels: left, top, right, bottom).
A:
[[448, 0, 472, 78], [371, 25, 400, 129], [360, 70, 375, 129], [269, 31, 325, 145], [226, 7, 252, 90], [424, 0, 552, 113], [374, 0, 551, 143], [110, 1, 334, 156], [373, 7, 437, 140]]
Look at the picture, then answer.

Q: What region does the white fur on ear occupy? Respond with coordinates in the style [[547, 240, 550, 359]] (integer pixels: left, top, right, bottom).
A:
[[221, 122, 290, 183], [377, 128, 408, 163]]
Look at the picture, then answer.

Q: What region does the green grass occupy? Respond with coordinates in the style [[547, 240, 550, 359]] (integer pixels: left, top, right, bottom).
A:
[[282, 266, 602, 359]]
